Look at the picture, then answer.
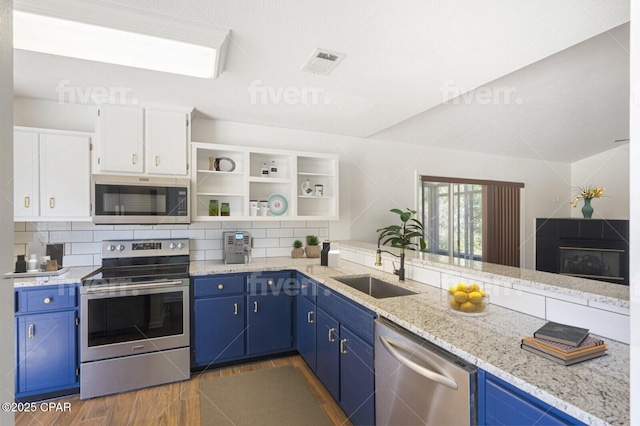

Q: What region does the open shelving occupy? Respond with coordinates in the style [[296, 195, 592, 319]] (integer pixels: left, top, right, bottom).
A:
[[191, 142, 338, 221]]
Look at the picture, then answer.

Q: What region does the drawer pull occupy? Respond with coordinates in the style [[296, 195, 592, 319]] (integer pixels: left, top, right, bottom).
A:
[[307, 311, 314, 324], [267, 279, 274, 286], [49, 197, 55, 209], [301, 284, 307, 289], [132, 154, 137, 165], [24, 196, 29, 208], [328, 327, 335, 343], [28, 324, 35, 339], [340, 338, 347, 354], [155, 155, 159, 166], [254, 301, 258, 313], [218, 284, 224, 290], [43, 297, 51, 304], [233, 303, 238, 315]]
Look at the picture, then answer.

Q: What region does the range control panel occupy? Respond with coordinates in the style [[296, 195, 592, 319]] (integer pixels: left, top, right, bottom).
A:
[[101, 239, 189, 258]]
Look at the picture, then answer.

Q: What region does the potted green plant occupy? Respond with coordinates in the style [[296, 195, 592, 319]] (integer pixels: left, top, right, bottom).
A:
[[376, 208, 426, 280], [305, 235, 321, 258], [291, 240, 304, 258]]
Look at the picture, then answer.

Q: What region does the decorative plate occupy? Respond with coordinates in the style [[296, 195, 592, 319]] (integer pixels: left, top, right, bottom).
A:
[[268, 194, 288, 216], [215, 157, 236, 172]]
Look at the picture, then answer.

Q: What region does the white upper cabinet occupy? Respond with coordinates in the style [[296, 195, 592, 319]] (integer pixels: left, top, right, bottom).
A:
[[39, 133, 91, 218], [96, 104, 189, 176], [13, 128, 91, 221], [13, 130, 40, 219], [145, 109, 188, 176], [97, 104, 144, 173]]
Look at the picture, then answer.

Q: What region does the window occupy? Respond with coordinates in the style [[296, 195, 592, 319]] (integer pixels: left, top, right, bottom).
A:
[[420, 176, 523, 267]]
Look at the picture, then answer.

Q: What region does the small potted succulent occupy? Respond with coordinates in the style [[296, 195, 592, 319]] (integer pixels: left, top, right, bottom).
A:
[[291, 240, 305, 258], [305, 235, 321, 258]]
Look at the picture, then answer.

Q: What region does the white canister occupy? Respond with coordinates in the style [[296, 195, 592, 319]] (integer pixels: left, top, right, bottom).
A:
[[315, 184, 324, 197], [328, 246, 340, 267], [249, 200, 259, 216], [260, 200, 269, 216], [27, 254, 38, 272]]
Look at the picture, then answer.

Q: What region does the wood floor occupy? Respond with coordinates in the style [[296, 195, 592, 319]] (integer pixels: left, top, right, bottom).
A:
[[15, 355, 352, 426]]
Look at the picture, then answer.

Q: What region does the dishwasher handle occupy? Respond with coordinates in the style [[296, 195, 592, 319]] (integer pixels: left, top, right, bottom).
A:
[[379, 335, 458, 390]]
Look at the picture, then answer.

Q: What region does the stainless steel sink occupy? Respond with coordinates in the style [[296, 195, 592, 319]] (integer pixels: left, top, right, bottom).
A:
[[333, 275, 418, 299]]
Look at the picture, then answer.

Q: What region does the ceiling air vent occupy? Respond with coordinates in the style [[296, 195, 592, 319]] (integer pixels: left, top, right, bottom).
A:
[[301, 49, 345, 75]]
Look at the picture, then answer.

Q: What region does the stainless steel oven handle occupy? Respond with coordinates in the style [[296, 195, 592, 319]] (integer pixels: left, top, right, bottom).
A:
[[83, 280, 186, 293], [379, 336, 458, 390]]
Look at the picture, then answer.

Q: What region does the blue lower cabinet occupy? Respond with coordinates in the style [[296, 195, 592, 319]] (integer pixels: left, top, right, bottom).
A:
[[193, 296, 245, 365], [16, 311, 78, 397], [339, 326, 375, 426], [316, 308, 340, 401], [479, 370, 586, 426], [246, 293, 293, 355], [296, 294, 317, 372]]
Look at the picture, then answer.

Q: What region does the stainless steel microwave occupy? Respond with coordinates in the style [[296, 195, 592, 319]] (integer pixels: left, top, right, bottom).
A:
[[92, 175, 190, 224]]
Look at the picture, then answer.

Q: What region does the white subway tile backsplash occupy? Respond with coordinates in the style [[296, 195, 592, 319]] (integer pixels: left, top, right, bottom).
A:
[[133, 229, 171, 240], [266, 247, 293, 257], [205, 249, 223, 260], [38, 222, 72, 231], [170, 229, 206, 240], [253, 238, 280, 249], [188, 221, 220, 230], [546, 299, 629, 344], [62, 254, 94, 267], [294, 228, 318, 238], [93, 230, 135, 241], [114, 224, 153, 230], [251, 248, 266, 258], [93, 254, 101, 266], [49, 231, 94, 243], [288, 222, 309, 228], [71, 242, 101, 255], [513, 283, 588, 305], [318, 228, 329, 238], [409, 267, 440, 288], [279, 238, 297, 248], [205, 229, 225, 240], [222, 221, 253, 229], [306, 221, 329, 228], [14, 223, 25, 232], [249, 228, 266, 238], [189, 251, 205, 261], [72, 222, 110, 231], [440, 273, 464, 289], [485, 283, 546, 318], [255, 221, 281, 228], [15, 232, 39, 244], [267, 228, 293, 238]]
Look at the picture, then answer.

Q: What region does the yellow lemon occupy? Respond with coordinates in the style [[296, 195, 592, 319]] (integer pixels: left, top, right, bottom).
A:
[[468, 291, 483, 304], [449, 285, 458, 295], [460, 301, 475, 312], [468, 283, 480, 293], [453, 291, 468, 303], [449, 298, 461, 310], [479, 289, 486, 298], [457, 283, 469, 293], [475, 301, 487, 312]]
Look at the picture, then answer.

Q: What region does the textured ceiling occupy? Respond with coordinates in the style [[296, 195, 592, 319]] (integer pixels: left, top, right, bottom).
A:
[[13, 0, 630, 162]]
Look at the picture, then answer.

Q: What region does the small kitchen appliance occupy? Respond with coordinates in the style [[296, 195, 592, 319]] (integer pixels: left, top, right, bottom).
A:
[[223, 231, 251, 265]]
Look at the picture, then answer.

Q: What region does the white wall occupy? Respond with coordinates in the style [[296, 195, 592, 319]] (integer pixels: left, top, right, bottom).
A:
[[629, 1, 638, 424], [1, 2, 15, 425], [571, 144, 630, 219]]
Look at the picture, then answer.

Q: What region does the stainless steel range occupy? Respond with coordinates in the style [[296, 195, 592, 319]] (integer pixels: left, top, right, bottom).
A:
[[80, 239, 190, 400]]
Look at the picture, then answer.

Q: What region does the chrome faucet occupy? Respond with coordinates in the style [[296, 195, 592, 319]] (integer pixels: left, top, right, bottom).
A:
[[376, 240, 405, 281]]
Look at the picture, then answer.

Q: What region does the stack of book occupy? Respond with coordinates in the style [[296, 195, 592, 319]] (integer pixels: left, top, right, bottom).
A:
[[521, 321, 607, 366]]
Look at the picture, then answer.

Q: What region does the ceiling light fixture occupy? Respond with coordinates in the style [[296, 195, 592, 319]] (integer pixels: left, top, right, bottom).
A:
[[13, 0, 230, 79]]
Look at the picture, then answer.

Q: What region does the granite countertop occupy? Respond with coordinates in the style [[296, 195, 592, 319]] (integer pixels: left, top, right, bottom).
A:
[[12, 257, 629, 424], [192, 259, 629, 426]]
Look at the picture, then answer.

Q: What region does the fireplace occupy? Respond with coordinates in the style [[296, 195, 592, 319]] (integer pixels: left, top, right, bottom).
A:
[[536, 219, 629, 285]]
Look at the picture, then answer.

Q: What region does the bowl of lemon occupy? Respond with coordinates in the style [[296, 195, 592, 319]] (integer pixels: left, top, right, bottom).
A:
[[447, 282, 488, 315]]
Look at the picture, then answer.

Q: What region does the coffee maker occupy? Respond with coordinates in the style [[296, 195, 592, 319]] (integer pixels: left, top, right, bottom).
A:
[[223, 231, 252, 265]]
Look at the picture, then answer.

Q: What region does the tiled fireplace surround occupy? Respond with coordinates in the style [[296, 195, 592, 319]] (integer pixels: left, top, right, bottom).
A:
[[13, 220, 330, 267]]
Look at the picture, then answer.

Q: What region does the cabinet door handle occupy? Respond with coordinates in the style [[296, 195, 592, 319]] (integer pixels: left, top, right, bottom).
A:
[[24, 196, 29, 208], [254, 301, 258, 313], [132, 154, 137, 165], [49, 197, 55, 209], [28, 324, 35, 339], [155, 155, 159, 166], [340, 338, 347, 354], [267, 279, 274, 286], [43, 297, 51, 304], [307, 311, 314, 324], [218, 284, 224, 290], [233, 303, 238, 315], [328, 327, 336, 343]]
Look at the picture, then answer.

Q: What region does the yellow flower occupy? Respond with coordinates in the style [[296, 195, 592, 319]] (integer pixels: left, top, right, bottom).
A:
[[570, 185, 605, 207]]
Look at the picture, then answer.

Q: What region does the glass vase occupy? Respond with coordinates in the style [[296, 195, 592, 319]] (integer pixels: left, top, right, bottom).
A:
[[581, 198, 594, 219]]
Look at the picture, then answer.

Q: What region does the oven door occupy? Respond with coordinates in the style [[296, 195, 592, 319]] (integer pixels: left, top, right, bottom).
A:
[[81, 280, 189, 362]]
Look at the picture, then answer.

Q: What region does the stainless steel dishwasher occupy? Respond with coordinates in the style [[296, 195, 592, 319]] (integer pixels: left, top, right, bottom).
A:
[[375, 318, 477, 425]]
